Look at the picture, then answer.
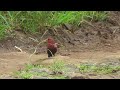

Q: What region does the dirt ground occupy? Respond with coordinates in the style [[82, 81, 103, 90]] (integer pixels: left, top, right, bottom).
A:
[[1, 11, 120, 78]]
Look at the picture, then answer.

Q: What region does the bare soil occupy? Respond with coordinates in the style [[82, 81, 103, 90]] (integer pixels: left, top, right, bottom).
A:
[[0, 11, 120, 79]]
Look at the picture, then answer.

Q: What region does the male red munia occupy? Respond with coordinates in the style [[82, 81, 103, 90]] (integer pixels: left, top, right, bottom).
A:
[[47, 37, 58, 57]]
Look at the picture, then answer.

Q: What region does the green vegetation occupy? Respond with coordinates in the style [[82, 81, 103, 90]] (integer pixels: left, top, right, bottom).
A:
[[14, 61, 120, 79], [14, 61, 66, 79], [15, 71, 33, 79], [78, 64, 120, 74], [14, 64, 47, 79], [24, 63, 44, 71], [49, 60, 65, 73], [0, 11, 107, 40]]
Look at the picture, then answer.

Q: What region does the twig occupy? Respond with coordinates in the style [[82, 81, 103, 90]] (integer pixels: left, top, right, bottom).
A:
[[29, 37, 39, 42], [29, 38, 47, 63], [40, 30, 48, 40], [29, 47, 37, 63], [14, 46, 23, 52], [83, 20, 96, 29], [37, 38, 47, 46]]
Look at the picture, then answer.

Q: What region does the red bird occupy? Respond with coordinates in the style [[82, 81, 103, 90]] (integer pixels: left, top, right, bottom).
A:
[[47, 37, 58, 57]]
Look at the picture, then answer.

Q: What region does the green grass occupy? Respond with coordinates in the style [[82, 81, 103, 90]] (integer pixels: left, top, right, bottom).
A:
[[50, 11, 107, 26], [13, 61, 120, 79], [14, 70, 49, 79], [78, 64, 120, 74], [0, 25, 8, 39], [14, 61, 66, 79], [14, 64, 47, 79], [49, 60, 65, 73], [0, 11, 107, 40], [24, 63, 44, 71], [15, 71, 33, 79]]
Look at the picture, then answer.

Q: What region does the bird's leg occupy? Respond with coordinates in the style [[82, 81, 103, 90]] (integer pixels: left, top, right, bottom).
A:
[[47, 49, 54, 59]]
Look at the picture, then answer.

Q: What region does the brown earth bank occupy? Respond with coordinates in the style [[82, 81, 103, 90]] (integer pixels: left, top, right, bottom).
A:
[[0, 11, 120, 78]]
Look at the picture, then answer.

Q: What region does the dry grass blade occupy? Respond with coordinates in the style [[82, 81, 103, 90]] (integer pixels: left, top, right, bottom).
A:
[[14, 46, 23, 52], [29, 47, 37, 63], [29, 37, 39, 42], [29, 38, 48, 63], [40, 30, 48, 40]]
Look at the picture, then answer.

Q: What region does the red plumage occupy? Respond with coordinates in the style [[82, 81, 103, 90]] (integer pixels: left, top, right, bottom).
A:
[[47, 37, 57, 57]]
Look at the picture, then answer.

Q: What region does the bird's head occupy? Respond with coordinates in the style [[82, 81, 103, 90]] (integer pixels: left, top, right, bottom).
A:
[[47, 37, 61, 48], [47, 37, 55, 44]]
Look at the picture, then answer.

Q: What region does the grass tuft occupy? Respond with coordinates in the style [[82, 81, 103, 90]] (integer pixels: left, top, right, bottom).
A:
[[49, 60, 65, 73], [0, 11, 107, 39], [78, 64, 120, 74]]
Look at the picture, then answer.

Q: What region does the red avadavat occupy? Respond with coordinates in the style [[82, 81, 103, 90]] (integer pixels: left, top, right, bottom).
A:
[[47, 37, 58, 57]]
